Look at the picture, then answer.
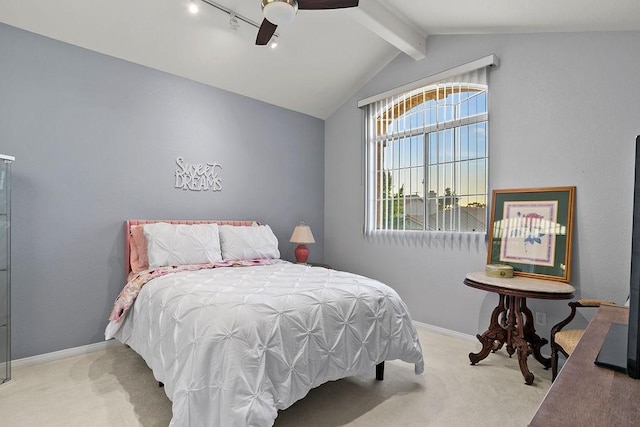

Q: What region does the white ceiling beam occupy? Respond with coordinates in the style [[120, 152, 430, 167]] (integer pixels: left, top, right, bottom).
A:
[[349, 0, 427, 60]]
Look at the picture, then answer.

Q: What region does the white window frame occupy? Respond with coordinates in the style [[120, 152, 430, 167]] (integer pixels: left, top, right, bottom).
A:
[[358, 55, 499, 245]]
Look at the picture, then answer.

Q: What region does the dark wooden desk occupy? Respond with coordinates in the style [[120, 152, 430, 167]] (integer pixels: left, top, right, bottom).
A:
[[529, 305, 640, 426], [464, 272, 575, 384]]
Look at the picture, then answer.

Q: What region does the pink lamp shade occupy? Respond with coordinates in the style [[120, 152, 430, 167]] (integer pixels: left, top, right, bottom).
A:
[[290, 223, 315, 263]]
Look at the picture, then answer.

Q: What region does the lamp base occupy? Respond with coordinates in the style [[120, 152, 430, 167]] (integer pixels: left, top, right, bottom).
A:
[[294, 244, 309, 263]]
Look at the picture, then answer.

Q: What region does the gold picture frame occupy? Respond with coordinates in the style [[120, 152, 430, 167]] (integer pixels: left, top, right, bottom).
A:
[[487, 186, 576, 282]]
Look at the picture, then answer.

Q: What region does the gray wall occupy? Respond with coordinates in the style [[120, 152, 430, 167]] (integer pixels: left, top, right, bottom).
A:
[[3, 23, 640, 359], [325, 32, 640, 340], [0, 23, 325, 359]]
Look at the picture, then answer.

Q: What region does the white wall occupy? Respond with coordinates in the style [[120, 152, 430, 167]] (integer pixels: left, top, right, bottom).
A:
[[325, 32, 640, 339]]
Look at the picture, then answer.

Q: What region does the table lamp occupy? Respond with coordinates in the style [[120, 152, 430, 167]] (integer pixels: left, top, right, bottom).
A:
[[289, 222, 315, 263]]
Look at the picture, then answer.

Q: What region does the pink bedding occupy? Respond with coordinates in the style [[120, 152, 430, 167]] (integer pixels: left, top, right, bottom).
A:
[[108, 258, 280, 332]]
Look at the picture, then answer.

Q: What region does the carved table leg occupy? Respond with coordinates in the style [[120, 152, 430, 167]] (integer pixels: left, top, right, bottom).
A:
[[469, 294, 507, 365], [520, 298, 551, 369], [505, 296, 517, 357], [513, 297, 534, 385], [492, 296, 509, 352]]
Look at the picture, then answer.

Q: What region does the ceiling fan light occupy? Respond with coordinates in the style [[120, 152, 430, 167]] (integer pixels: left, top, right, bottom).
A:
[[262, 0, 298, 26]]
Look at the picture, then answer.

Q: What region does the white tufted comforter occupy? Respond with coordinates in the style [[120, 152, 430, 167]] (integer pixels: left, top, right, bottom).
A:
[[111, 262, 424, 427]]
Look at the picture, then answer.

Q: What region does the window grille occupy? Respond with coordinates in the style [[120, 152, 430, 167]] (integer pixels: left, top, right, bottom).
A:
[[358, 55, 498, 246]]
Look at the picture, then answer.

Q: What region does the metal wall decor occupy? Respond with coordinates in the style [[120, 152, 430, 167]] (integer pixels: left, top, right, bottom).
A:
[[174, 157, 223, 192]]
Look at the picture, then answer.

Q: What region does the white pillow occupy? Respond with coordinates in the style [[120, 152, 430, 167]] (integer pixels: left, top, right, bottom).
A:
[[143, 222, 223, 268], [219, 224, 280, 261]]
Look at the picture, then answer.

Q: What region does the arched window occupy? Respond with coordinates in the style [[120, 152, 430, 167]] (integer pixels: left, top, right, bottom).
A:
[[360, 58, 496, 242]]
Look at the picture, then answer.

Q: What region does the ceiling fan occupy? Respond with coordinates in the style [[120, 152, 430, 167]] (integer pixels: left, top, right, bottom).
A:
[[256, 0, 359, 45]]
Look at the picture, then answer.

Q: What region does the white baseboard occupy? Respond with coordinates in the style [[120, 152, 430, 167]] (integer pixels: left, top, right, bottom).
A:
[[413, 320, 477, 342], [9, 322, 531, 369], [414, 320, 552, 358], [8, 322, 470, 369], [12, 339, 119, 369]]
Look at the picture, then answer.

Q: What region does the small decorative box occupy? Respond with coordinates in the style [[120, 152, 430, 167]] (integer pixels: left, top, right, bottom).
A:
[[485, 264, 514, 278]]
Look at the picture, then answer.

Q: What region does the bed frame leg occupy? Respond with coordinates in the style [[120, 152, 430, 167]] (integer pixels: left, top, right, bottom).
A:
[[376, 362, 385, 381]]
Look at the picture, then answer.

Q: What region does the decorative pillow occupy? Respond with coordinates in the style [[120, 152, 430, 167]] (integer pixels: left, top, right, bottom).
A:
[[219, 224, 280, 261], [143, 222, 223, 268], [130, 225, 149, 274]]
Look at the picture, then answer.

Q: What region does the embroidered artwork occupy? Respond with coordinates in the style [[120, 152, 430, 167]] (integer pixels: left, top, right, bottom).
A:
[[174, 157, 222, 192], [499, 200, 559, 267], [487, 187, 574, 281]]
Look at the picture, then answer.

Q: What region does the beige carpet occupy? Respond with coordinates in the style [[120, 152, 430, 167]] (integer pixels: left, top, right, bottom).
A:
[[0, 328, 552, 426]]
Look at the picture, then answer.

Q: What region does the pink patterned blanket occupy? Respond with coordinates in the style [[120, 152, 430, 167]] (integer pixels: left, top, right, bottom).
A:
[[109, 259, 281, 323]]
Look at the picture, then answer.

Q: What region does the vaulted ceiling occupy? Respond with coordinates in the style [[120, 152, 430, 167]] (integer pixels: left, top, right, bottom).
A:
[[1, 0, 639, 119]]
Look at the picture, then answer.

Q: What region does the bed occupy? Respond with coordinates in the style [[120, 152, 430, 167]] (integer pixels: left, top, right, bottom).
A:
[[105, 220, 424, 427]]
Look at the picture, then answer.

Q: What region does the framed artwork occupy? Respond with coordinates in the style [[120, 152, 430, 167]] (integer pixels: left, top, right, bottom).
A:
[[487, 186, 576, 282]]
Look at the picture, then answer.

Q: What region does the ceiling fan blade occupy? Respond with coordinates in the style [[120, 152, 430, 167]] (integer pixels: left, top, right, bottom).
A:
[[256, 19, 278, 45], [298, 0, 359, 10]]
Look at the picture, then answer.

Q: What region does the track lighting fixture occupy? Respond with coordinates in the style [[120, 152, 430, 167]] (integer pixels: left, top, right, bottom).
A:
[[229, 13, 240, 31], [197, 0, 279, 44], [188, 0, 199, 14]]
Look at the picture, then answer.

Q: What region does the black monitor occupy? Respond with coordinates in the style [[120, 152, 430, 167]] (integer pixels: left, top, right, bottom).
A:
[[595, 135, 640, 379], [627, 135, 640, 378]]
